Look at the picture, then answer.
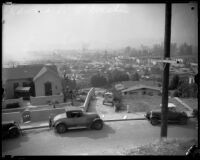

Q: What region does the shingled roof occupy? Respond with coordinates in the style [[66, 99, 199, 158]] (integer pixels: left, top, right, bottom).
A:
[[3, 64, 58, 81], [121, 84, 161, 93]]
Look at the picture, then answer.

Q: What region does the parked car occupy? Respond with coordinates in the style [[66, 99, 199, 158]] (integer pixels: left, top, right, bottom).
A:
[[145, 103, 188, 125], [6, 102, 20, 109], [2, 121, 21, 139], [103, 92, 114, 106], [49, 107, 103, 134]]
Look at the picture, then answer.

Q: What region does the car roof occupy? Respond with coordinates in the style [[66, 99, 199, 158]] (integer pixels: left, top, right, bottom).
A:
[[105, 92, 113, 95], [64, 106, 83, 112], [2, 121, 16, 125], [160, 103, 176, 108]]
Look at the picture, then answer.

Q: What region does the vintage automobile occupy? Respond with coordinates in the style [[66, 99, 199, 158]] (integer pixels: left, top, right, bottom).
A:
[[145, 103, 188, 125], [2, 121, 21, 139], [103, 92, 114, 106], [49, 107, 103, 134]]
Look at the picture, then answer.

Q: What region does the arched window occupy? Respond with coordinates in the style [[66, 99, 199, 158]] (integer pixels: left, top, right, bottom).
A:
[[44, 82, 52, 96]]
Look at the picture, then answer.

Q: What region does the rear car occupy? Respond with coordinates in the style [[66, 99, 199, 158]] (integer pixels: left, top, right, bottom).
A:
[[49, 107, 103, 134], [2, 121, 21, 139], [145, 103, 188, 125], [103, 92, 114, 106]]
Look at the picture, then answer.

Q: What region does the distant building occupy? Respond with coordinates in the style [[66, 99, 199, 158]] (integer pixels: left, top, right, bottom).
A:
[[3, 64, 62, 99], [121, 84, 161, 96]]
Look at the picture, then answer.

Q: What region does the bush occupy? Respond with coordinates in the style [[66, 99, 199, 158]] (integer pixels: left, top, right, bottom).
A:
[[6, 102, 20, 109], [173, 90, 180, 97], [169, 75, 180, 90]]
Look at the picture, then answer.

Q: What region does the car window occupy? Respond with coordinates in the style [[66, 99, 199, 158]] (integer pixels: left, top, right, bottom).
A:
[[169, 107, 176, 112], [68, 111, 82, 118]]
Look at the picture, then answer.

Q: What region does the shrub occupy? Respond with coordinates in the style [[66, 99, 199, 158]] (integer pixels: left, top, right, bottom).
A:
[[173, 90, 180, 97]]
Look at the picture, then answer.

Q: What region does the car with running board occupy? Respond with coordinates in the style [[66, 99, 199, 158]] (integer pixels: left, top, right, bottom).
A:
[[49, 107, 104, 134]]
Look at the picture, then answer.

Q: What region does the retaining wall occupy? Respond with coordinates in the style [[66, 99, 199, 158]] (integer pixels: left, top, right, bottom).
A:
[[30, 108, 65, 122], [2, 112, 22, 123], [2, 97, 23, 109], [82, 88, 95, 112], [2, 88, 96, 123], [2, 108, 66, 123], [30, 94, 64, 106]]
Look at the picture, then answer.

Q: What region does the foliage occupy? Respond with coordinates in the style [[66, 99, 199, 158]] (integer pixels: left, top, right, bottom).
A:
[[107, 70, 129, 84], [131, 72, 140, 81], [177, 80, 198, 98], [90, 74, 107, 87], [61, 76, 77, 102], [169, 75, 180, 90]]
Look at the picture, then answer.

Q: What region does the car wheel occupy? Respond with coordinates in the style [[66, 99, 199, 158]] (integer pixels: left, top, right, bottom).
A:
[[180, 117, 187, 125], [92, 120, 103, 130], [9, 127, 20, 138], [150, 118, 159, 125], [56, 124, 67, 134]]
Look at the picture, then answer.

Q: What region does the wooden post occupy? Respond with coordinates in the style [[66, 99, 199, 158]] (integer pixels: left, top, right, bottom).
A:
[[161, 2, 172, 138]]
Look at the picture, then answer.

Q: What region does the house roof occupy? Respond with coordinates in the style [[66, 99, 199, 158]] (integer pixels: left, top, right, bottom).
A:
[[115, 80, 159, 90], [3, 64, 58, 82], [33, 66, 60, 81], [121, 84, 161, 93]]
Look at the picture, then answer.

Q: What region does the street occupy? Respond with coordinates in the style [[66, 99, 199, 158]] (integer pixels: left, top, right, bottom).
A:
[[2, 119, 197, 155]]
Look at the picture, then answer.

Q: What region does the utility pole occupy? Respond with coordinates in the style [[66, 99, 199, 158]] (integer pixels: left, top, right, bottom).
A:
[[161, 2, 172, 139]]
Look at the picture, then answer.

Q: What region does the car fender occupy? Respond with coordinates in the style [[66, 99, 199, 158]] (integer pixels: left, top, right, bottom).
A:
[[92, 118, 103, 124], [54, 121, 67, 128], [8, 126, 19, 133], [150, 112, 160, 119]]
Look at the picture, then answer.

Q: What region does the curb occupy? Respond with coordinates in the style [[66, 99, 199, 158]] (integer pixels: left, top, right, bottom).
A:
[[103, 118, 146, 122], [20, 117, 146, 131]]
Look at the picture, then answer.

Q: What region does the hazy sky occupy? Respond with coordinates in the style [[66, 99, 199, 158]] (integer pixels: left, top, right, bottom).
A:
[[2, 3, 198, 61]]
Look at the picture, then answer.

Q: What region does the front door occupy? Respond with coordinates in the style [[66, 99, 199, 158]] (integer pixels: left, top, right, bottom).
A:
[[44, 82, 52, 96]]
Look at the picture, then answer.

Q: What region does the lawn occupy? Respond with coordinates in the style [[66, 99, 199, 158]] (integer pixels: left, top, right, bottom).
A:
[[122, 95, 189, 112], [122, 138, 198, 155], [179, 98, 198, 110]]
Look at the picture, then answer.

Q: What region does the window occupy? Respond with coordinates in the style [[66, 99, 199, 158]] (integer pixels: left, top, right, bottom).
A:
[[44, 82, 52, 96], [67, 111, 82, 118], [23, 82, 30, 87], [13, 82, 19, 90]]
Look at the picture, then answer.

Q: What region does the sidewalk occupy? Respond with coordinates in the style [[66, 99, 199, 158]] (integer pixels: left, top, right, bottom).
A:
[[19, 100, 146, 131]]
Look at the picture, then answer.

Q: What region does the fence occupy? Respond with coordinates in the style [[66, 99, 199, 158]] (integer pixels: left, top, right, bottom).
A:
[[81, 88, 95, 112], [30, 94, 64, 106], [2, 97, 23, 109]]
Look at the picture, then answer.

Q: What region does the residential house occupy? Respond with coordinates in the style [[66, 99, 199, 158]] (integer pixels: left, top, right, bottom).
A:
[[121, 84, 161, 96], [3, 64, 62, 99]]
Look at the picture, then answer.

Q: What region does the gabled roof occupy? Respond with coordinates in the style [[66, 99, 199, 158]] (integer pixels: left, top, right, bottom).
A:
[[3, 64, 58, 81], [122, 84, 161, 93], [33, 66, 60, 81]]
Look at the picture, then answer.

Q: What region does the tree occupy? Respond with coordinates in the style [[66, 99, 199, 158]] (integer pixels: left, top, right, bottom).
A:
[[177, 43, 192, 56], [177, 80, 197, 98], [169, 75, 179, 90], [108, 70, 129, 83], [90, 74, 107, 87], [131, 72, 140, 81]]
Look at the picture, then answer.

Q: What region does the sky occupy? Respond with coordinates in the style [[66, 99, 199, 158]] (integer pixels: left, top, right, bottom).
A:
[[2, 3, 198, 61]]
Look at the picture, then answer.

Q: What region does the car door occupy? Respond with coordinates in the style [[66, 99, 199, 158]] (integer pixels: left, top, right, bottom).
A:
[[73, 111, 88, 127], [68, 111, 88, 127], [168, 109, 178, 121]]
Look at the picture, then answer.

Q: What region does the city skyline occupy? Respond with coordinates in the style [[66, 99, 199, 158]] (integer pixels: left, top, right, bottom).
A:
[[2, 3, 198, 61]]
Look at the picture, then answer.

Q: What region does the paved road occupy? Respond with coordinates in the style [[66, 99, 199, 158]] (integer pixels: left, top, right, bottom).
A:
[[2, 119, 197, 156]]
